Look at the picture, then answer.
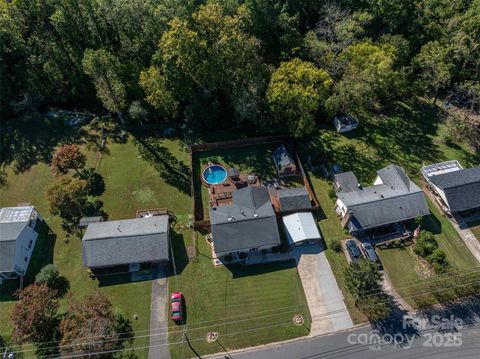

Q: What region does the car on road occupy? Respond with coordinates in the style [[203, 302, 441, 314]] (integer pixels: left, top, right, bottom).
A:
[[360, 242, 378, 262], [171, 291, 184, 323], [346, 239, 361, 260]]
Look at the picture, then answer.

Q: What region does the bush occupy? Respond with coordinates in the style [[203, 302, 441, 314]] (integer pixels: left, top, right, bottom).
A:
[[414, 231, 438, 258], [35, 264, 59, 288], [428, 249, 449, 273], [332, 240, 342, 252]]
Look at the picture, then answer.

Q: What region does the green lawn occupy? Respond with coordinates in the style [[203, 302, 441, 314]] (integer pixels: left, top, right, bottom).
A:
[[299, 99, 479, 314], [167, 229, 311, 359], [0, 120, 192, 357]]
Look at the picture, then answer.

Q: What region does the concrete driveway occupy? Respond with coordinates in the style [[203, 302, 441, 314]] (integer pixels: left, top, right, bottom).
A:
[[148, 264, 170, 359], [293, 243, 353, 336]]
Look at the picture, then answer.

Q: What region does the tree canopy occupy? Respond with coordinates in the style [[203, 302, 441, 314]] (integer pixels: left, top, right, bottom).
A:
[[266, 58, 332, 137], [1, 0, 479, 137]]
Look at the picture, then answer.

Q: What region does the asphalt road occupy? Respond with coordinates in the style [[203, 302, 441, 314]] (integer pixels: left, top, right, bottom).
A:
[[211, 324, 480, 359]]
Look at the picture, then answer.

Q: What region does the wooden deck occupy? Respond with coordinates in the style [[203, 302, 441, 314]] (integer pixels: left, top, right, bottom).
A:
[[208, 174, 260, 207]]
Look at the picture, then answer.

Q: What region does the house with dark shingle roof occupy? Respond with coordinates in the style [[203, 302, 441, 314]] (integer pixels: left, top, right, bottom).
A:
[[0, 206, 43, 280], [209, 186, 281, 259], [82, 215, 170, 272], [275, 187, 312, 213], [334, 165, 430, 234], [422, 161, 480, 214]]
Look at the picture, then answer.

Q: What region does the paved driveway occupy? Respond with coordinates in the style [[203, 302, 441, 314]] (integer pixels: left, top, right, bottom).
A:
[[148, 264, 170, 359], [293, 243, 353, 336]]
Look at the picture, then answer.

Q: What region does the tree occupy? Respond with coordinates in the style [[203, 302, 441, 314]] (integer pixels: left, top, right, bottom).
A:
[[75, 168, 105, 196], [46, 177, 89, 222], [82, 49, 127, 124], [344, 261, 390, 320], [142, 2, 266, 126], [266, 58, 332, 137], [10, 284, 59, 345], [414, 41, 452, 104], [51, 144, 86, 176], [59, 292, 133, 358], [138, 67, 177, 118], [327, 41, 399, 115]]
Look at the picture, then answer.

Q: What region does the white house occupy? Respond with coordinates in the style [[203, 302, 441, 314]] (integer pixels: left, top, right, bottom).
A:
[[0, 206, 43, 280]]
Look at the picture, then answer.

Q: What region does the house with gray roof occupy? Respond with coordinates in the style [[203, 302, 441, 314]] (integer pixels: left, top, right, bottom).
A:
[[0, 206, 43, 280], [82, 215, 170, 272], [334, 165, 430, 234], [422, 161, 480, 214], [209, 186, 281, 259], [275, 187, 312, 213]]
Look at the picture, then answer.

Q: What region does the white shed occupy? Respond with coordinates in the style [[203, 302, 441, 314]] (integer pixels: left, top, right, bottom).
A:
[[282, 212, 321, 246]]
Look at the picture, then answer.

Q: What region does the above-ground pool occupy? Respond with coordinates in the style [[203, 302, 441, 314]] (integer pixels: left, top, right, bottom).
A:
[[203, 165, 227, 185]]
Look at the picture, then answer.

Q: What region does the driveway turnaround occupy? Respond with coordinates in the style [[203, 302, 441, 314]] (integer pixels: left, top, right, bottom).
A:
[[148, 264, 170, 359], [293, 243, 353, 336]]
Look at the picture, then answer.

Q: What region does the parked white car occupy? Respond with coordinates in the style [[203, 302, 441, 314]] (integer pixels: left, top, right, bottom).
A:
[[361, 242, 378, 262]]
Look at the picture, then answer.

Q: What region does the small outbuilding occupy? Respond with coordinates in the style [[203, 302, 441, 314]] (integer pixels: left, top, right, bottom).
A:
[[273, 145, 297, 177], [333, 115, 359, 133], [282, 212, 321, 246], [82, 215, 170, 273]]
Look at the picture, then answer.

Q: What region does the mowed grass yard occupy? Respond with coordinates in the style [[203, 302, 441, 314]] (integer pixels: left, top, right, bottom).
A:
[[300, 99, 480, 313], [0, 119, 191, 358], [378, 199, 478, 308], [167, 229, 310, 359]]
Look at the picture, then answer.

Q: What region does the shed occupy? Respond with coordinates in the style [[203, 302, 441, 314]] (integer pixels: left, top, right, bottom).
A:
[[282, 212, 321, 245], [333, 115, 359, 133], [272, 145, 297, 177]]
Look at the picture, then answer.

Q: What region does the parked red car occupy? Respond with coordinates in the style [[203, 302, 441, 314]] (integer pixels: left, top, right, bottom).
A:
[[171, 292, 184, 323]]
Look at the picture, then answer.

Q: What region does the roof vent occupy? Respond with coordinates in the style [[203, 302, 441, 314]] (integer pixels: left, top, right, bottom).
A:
[[253, 213, 259, 218], [380, 194, 384, 198], [117, 225, 121, 232], [357, 183, 362, 189], [240, 209, 246, 216]]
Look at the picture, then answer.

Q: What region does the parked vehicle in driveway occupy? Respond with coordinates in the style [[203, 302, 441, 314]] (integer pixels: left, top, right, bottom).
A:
[[346, 239, 361, 260], [361, 242, 378, 262], [171, 292, 184, 323]]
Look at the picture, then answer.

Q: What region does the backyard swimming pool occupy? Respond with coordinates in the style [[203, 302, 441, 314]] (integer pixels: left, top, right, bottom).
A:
[[203, 165, 227, 185]]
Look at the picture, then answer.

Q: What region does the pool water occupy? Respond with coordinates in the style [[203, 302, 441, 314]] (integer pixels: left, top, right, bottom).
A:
[[203, 165, 227, 185]]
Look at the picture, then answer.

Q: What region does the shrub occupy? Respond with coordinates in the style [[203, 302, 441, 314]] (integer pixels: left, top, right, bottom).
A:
[[35, 264, 59, 288], [428, 249, 449, 273], [414, 231, 438, 258], [332, 240, 342, 252]]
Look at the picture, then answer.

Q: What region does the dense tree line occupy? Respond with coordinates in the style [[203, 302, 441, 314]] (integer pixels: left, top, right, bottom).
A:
[[1, 0, 479, 137]]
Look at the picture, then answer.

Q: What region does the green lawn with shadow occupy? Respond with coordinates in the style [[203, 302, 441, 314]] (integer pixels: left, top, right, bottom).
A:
[[167, 229, 311, 359], [0, 122, 192, 358]]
